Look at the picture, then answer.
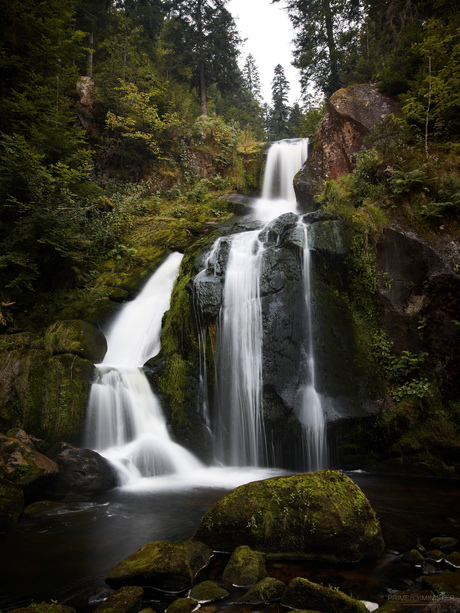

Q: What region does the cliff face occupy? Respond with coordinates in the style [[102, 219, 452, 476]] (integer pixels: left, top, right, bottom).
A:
[[295, 84, 398, 210]]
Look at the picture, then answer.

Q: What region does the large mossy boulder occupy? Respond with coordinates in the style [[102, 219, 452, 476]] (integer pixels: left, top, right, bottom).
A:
[[105, 540, 213, 591], [44, 319, 107, 363], [194, 470, 384, 562]]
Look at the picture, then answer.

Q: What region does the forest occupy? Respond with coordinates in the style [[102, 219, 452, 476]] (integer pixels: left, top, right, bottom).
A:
[[0, 0, 458, 326]]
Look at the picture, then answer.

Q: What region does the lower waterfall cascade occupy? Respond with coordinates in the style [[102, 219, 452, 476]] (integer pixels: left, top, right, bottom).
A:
[[85, 252, 203, 484]]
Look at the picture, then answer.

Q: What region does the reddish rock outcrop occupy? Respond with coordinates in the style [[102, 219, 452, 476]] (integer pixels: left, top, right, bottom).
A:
[[295, 84, 398, 210]]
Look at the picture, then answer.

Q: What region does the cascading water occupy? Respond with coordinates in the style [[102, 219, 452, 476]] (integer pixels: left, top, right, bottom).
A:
[[214, 230, 266, 466], [297, 222, 328, 471], [85, 252, 203, 484], [205, 138, 328, 470]]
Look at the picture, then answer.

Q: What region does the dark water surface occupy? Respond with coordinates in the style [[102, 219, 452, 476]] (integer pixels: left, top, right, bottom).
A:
[[1, 471, 459, 612]]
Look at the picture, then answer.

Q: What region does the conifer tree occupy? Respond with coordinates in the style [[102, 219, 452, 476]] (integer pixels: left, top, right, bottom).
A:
[[272, 0, 361, 97], [269, 64, 291, 139], [243, 53, 262, 101], [162, 0, 241, 115]]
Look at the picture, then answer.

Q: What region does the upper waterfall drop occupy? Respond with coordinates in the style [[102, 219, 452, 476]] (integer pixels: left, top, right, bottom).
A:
[[254, 138, 309, 221], [85, 252, 203, 485]]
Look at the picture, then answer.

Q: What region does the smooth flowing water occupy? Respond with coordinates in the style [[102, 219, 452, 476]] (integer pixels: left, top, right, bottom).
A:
[[214, 230, 266, 466], [297, 222, 328, 470], [210, 138, 328, 469], [85, 252, 203, 484]]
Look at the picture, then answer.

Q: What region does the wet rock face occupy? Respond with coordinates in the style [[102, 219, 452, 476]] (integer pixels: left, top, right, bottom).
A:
[[45, 442, 118, 499], [194, 470, 385, 562], [295, 84, 398, 210], [376, 227, 460, 399]]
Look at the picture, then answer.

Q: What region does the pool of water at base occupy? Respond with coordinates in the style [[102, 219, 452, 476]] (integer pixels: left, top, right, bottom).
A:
[[1, 471, 459, 612]]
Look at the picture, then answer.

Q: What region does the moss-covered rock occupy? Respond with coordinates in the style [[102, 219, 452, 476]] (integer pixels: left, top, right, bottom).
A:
[[446, 552, 460, 569], [429, 537, 458, 551], [281, 576, 368, 613], [401, 549, 426, 565], [94, 586, 144, 613], [236, 576, 286, 604], [422, 570, 460, 597], [222, 545, 267, 587], [44, 320, 107, 363], [194, 471, 385, 562], [0, 433, 58, 491], [105, 540, 213, 591], [188, 581, 228, 603], [165, 598, 198, 613], [7, 604, 76, 613], [22, 500, 86, 519], [0, 348, 95, 443], [0, 477, 24, 528]]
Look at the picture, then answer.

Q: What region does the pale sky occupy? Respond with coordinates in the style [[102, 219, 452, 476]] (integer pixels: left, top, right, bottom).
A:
[[228, 0, 302, 106]]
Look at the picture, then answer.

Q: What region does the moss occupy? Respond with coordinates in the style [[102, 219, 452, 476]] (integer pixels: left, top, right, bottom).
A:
[[222, 545, 268, 587], [194, 470, 384, 562], [281, 576, 368, 613], [93, 586, 143, 613], [6, 604, 76, 613], [0, 348, 94, 443], [422, 569, 460, 597], [165, 598, 198, 613], [105, 540, 213, 592], [189, 581, 228, 603]]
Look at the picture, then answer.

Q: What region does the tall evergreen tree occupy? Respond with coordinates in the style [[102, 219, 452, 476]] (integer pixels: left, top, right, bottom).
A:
[[162, 0, 241, 115], [243, 53, 262, 101], [272, 0, 361, 98], [269, 64, 291, 139]]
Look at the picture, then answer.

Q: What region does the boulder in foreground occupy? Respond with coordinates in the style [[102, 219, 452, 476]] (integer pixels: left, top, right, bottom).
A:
[[194, 470, 384, 562], [105, 540, 213, 591]]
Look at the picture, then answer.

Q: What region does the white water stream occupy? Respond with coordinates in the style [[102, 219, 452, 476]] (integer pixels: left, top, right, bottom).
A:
[[85, 252, 203, 485], [210, 138, 328, 470]]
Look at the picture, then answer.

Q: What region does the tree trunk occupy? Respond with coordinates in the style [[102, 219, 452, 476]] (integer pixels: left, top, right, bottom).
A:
[[200, 65, 207, 115], [87, 32, 93, 78], [323, 0, 340, 95]]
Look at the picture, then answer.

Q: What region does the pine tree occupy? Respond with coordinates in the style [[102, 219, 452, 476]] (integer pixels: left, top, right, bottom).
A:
[[243, 53, 262, 101], [162, 0, 241, 115], [272, 0, 361, 98], [269, 64, 291, 139]]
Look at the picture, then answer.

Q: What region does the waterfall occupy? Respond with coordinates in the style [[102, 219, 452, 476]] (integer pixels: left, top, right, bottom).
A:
[[85, 252, 203, 484], [255, 138, 310, 221], [205, 138, 327, 470], [214, 230, 266, 466], [298, 223, 328, 471]]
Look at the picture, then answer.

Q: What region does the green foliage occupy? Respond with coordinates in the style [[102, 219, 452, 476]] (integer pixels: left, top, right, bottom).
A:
[[316, 148, 389, 233], [105, 80, 180, 158], [0, 133, 103, 293], [371, 331, 432, 403], [401, 19, 460, 139]]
